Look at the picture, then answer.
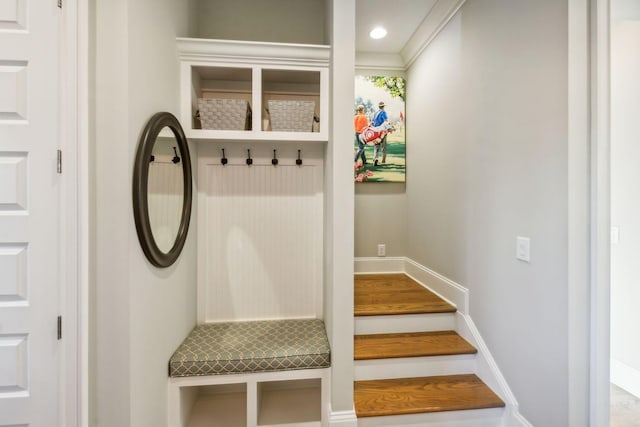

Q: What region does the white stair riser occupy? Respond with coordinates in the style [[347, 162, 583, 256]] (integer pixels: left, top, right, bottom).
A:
[[356, 407, 505, 427], [354, 355, 476, 381], [355, 312, 456, 335]]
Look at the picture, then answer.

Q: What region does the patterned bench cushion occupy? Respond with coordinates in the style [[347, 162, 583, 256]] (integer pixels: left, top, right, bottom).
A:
[[169, 318, 331, 377]]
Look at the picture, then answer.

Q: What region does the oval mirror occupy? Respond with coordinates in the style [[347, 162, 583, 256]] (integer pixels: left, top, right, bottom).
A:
[[133, 112, 192, 267]]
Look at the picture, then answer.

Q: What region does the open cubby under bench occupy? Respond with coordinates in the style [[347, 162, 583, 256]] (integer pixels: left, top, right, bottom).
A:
[[168, 318, 331, 427]]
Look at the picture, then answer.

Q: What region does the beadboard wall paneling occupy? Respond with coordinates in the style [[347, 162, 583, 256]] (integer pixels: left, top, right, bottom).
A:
[[198, 146, 323, 322]]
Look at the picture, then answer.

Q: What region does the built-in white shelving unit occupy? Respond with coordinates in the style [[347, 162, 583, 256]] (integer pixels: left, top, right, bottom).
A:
[[177, 38, 330, 142], [169, 37, 331, 427]]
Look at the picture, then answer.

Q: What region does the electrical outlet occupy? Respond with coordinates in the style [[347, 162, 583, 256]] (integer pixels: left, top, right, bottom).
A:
[[377, 244, 386, 257], [516, 236, 530, 263]]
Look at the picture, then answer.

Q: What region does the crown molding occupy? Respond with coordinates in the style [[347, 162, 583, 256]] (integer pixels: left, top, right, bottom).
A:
[[354, 0, 466, 71], [400, 0, 467, 68], [176, 37, 330, 67], [355, 52, 406, 72]]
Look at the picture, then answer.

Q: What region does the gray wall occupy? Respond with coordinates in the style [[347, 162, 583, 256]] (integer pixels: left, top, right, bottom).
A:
[[611, 0, 640, 387], [404, 2, 569, 425], [195, 0, 327, 44], [355, 183, 407, 257], [92, 0, 197, 426]]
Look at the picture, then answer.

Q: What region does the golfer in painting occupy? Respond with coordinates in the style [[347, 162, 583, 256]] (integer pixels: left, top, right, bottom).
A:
[[354, 105, 368, 164], [371, 101, 388, 166]]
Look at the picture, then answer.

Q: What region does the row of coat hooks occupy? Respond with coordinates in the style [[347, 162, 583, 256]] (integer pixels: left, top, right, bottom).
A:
[[220, 148, 303, 167], [150, 147, 181, 164]]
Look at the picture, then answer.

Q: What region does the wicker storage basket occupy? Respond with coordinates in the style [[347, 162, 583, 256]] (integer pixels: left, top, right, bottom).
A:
[[197, 98, 252, 130], [267, 100, 315, 132]]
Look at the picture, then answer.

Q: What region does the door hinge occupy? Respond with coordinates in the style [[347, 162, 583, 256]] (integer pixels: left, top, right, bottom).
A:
[[57, 316, 62, 340], [57, 0, 62, 9], [57, 149, 62, 174]]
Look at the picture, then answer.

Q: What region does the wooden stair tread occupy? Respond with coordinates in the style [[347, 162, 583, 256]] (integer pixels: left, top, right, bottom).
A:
[[355, 274, 456, 316], [354, 331, 477, 360], [354, 374, 505, 418]]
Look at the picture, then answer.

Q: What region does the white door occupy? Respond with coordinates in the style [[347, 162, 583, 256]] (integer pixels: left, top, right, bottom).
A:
[[0, 0, 62, 426]]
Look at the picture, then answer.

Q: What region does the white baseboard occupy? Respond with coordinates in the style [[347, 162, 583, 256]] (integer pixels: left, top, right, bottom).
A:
[[352, 256, 533, 427], [328, 409, 358, 427], [354, 257, 405, 274], [611, 358, 640, 398]]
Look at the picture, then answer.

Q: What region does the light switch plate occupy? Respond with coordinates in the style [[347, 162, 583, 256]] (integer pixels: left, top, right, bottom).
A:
[[611, 226, 620, 245], [516, 236, 531, 263]]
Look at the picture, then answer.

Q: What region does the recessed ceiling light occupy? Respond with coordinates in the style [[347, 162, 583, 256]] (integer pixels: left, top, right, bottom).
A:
[[369, 27, 387, 40]]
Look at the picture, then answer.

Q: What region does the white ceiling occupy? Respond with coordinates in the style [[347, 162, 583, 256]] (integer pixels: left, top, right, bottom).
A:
[[355, 0, 439, 54]]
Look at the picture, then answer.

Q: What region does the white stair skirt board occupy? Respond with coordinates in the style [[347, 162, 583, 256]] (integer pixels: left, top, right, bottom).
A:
[[454, 311, 525, 419], [503, 408, 534, 427], [356, 407, 504, 427], [611, 358, 640, 399], [403, 258, 468, 314], [354, 312, 456, 335], [353, 257, 533, 427], [355, 354, 476, 381]]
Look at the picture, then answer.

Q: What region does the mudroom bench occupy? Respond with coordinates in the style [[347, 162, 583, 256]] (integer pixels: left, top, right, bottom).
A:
[[167, 318, 331, 427]]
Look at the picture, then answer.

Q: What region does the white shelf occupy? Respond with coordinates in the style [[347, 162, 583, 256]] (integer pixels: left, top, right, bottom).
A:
[[187, 388, 247, 427], [169, 369, 329, 427], [178, 38, 329, 143], [258, 380, 321, 426], [185, 129, 325, 142]]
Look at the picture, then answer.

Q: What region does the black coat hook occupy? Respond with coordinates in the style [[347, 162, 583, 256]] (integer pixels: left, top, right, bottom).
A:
[[246, 149, 253, 166], [296, 149, 303, 166], [272, 149, 278, 166], [221, 148, 228, 165], [149, 154, 155, 163], [172, 147, 181, 164]]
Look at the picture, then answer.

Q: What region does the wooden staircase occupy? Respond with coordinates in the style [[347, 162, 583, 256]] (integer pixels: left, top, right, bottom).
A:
[[353, 274, 505, 426]]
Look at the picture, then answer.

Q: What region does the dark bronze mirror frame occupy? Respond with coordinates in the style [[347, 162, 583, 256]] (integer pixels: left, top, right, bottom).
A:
[[133, 112, 192, 268]]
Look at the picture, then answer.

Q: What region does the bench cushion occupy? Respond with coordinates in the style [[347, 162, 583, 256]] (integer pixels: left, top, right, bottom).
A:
[[169, 318, 331, 377]]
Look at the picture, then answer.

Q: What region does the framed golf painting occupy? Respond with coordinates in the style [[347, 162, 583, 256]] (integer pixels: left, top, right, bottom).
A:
[[354, 75, 406, 183]]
